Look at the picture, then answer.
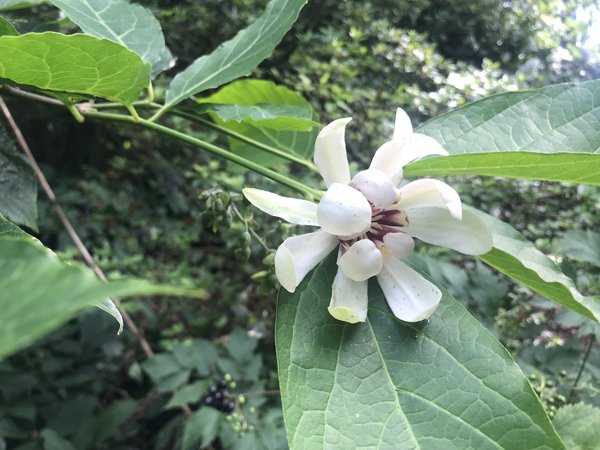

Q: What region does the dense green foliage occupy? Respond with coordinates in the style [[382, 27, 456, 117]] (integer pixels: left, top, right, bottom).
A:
[[1, 0, 599, 448]]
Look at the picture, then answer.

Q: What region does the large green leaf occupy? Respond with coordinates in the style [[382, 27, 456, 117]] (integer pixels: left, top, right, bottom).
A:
[[48, 0, 172, 76], [0, 122, 37, 229], [202, 104, 319, 131], [0, 32, 150, 105], [471, 207, 600, 321], [195, 79, 318, 165], [404, 152, 600, 186], [553, 403, 600, 450], [161, 0, 307, 113], [410, 80, 600, 184], [0, 237, 206, 359], [556, 230, 600, 266], [276, 255, 564, 449]]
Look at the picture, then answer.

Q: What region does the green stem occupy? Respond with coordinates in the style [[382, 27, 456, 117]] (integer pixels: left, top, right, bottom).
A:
[[92, 101, 319, 173], [85, 110, 321, 200]]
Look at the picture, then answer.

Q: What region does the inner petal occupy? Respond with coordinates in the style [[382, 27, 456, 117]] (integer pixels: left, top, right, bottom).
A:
[[317, 183, 372, 238], [350, 169, 398, 207], [337, 239, 383, 281]]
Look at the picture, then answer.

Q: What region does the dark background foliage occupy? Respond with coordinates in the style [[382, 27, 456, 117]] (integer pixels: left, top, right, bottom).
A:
[[1, 0, 600, 448]]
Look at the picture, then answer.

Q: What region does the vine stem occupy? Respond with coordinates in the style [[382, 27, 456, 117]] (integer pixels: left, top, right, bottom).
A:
[[0, 96, 194, 417], [84, 110, 322, 200], [569, 334, 596, 401]]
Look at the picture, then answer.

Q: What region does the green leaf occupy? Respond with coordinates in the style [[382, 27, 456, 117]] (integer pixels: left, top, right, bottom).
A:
[[182, 407, 222, 450], [0, 0, 43, 10], [0, 237, 207, 360], [0, 122, 37, 230], [48, 0, 172, 76], [164, 380, 210, 410], [557, 230, 600, 266], [40, 428, 76, 450], [203, 104, 319, 131], [553, 403, 600, 450], [162, 0, 308, 112], [172, 339, 217, 376], [411, 80, 600, 184], [0, 32, 150, 105], [0, 17, 17, 36], [195, 79, 318, 165], [404, 152, 600, 186], [276, 255, 565, 449], [87, 399, 137, 445], [470, 207, 600, 321]]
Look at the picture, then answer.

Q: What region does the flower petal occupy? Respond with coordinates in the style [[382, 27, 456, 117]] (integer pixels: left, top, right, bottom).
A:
[[317, 183, 372, 238], [274, 230, 339, 293], [377, 257, 442, 322], [350, 169, 397, 207], [314, 118, 352, 187], [392, 107, 413, 140], [328, 270, 368, 323], [243, 188, 318, 226], [404, 207, 493, 255], [370, 134, 448, 184], [338, 239, 383, 281], [382, 232, 415, 259], [397, 179, 462, 220]]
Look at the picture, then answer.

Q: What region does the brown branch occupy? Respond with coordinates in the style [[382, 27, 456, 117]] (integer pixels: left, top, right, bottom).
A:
[[0, 96, 193, 417]]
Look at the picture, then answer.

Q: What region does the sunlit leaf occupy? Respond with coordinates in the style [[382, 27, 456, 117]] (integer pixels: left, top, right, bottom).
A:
[[0, 237, 207, 359], [0, 32, 150, 105], [470, 207, 600, 321], [0, 16, 17, 35], [48, 0, 173, 76], [410, 80, 600, 184], [162, 0, 308, 112], [277, 255, 565, 449]]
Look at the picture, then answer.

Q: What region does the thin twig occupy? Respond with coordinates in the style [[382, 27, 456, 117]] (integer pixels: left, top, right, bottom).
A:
[[569, 334, 596, 402], [0, 96, 194, 417]]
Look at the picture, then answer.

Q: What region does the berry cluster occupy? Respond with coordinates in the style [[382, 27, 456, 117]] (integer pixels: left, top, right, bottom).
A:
[[203, 379, 235, 413]]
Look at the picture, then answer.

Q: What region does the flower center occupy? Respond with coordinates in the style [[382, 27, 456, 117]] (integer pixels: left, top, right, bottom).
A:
[[340, 204, 409, 252]]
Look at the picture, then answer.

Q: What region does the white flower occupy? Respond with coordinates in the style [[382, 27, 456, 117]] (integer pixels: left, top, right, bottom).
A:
[[243, 108, 493, 324]]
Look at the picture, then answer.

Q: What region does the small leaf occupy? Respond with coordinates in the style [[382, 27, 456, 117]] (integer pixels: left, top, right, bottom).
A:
[[172, 339, 218, 376], [0, 32, 150, 105], [557, 230, 600, 266], [141, 353, 183, 383], [553, 403, 600, 450], [0, 237, 207, 359], [0, 0, 43, 10], [0, 16, 17, 36], [182, 407, 222, 450], [162, 0, 308, 112], [40, 428, 76, 450], [194, 79, 318, 165], [276, 255, 565, 449], [0, 122, 37, 229], [164, 380, 210, 410], [88, 399, 137, 445], [48, 0, 172, 76], [203, 104, 319, 131], [470, 207, 600, 321], [412, 80, 600, 184]]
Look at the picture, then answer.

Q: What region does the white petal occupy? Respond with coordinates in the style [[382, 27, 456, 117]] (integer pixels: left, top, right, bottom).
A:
[[404, 207, 493, 255], [377, 257, 442, 322], [317, 183, 372, 238], [350, 169, 397, 207], [392, 107, 413, 140], [338, 239, 383, 281], [328, 270, 368, 323], [243, 188, 318, 226], [397, 179, 462, 220], [382, 232, 415, 260], [274, 230, 339, 292], [370, 134, 448, 184], [314, 118, 352, 187]]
